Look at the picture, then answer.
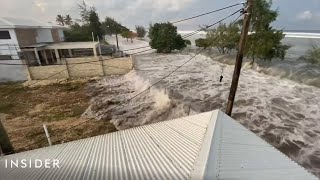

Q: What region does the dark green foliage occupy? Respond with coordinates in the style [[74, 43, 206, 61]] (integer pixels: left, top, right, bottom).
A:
[[245, 0, 290, 62], [64, 15, 73, 26], [185, 39, 191, 45], [56, 15, 64, 26], [88, 11, 103, 40], [64, 1, 103, 42], [206, 23, 240, 53], [121, 31, 130, 41], [64, 23, 92, 42], [195, 38, 210, 48], [136, 25, 146, 38], [78, 0, 96, 23], [102, 17, 128, 35], [149, 22, 187, 53]]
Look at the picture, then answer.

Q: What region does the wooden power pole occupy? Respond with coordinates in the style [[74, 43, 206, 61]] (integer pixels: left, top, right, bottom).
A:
[[226, 0, 253, 116]]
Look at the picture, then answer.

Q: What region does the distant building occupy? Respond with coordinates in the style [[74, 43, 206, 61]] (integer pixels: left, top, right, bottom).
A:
[[0, 17, 101, 66]]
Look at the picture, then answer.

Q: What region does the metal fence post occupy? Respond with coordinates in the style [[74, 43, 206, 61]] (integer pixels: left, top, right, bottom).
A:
[[43, 124, 52, 146]]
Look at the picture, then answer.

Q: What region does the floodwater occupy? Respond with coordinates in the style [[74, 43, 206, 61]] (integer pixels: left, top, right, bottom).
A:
[[84, 35, 320, 177]]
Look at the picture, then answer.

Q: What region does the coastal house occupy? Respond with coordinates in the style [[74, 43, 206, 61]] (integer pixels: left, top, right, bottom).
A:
[[0, 17, 101, 66]]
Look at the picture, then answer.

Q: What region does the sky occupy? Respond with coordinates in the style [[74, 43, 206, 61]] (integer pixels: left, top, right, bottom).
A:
[[1, 0, 320, 31]]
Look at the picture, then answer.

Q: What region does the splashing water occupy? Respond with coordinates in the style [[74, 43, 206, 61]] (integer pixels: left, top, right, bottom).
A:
[[86, 36, 320, 177], [84, 51, 320, 177]]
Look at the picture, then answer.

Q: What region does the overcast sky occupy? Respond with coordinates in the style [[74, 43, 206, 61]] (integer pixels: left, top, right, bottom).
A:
[[1, 0, 320, 30]]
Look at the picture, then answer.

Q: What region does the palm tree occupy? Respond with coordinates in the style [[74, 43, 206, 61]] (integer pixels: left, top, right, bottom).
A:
[[64, 15, 73, 26], [56, 15, 65, 26]]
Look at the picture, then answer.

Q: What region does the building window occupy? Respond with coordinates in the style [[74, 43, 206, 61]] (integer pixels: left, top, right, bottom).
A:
[[0, 55, 12, 60], [0, 31, 11, 39]]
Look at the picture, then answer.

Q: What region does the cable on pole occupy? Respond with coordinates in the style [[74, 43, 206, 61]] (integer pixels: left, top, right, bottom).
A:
[[1, 9, 243, 153], [48, 11, 243, 144], [170, 2, 244, 24]]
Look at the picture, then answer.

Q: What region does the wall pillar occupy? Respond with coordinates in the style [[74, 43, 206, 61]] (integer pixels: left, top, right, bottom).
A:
[[22, 59, 32, 81], [68, 49, 73, 58], [54, 49, 61, 64], [42, 50, 49, 65], [93, 46, 97, 57], [34, 48, 41, 66]]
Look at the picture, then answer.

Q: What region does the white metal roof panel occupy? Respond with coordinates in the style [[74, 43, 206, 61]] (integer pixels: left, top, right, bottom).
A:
[[0, 112, 211, 180], [194, 111, 318, 180], [0, 110, 317, 180]]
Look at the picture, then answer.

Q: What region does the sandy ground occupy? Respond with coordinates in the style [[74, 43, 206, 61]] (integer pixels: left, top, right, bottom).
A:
[[0, 79, 116, 153]]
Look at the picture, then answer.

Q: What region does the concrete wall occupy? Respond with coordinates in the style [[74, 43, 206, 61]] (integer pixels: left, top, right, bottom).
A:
[[26, 56, 132, 80], [15, 29, 37, 47], [28, 65, 69, 80], [0, 60, 28, 82], [103, 57, 133, 75], [66, 57, 104, 78], [36, 29, 53, 43], [51, 29, 62, 43]]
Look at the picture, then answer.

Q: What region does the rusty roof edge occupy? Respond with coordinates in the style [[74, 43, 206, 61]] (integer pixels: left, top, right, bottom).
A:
[[189, 109, 221, 180]]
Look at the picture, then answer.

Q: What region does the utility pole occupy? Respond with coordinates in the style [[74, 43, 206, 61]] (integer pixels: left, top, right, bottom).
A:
[[97, 36, 102, 56], [226, 0, 253, 116], [92, 32, 95, 42], [115, 33, 119, 51], [0, 120, 14, 155]]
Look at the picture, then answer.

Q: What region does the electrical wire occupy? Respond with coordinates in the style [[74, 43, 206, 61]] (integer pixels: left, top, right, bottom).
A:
[[48, 12, 243, 144], [1, 8, 243, 154]]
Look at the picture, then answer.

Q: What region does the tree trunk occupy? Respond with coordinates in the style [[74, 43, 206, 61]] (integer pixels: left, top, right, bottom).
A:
[[250, 54, 255, 65]]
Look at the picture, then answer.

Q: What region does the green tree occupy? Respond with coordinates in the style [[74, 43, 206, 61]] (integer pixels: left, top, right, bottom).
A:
[[136, 25, 146, 38], [64, 1, 103, 42], [102, 17, 128, 35], [245, 0, 290, 62], [121, 31, 130, 41], [56, 15, 65, 26], [88, 11, 103, 40], [78, 0, 96, 23], [149, 22, 187, 53], [205, 23, 240, 54], [64, 23, 91, 42], [195, 38, 210, 49], [185, 39, 191, 46], [64, 15, 73, 26]]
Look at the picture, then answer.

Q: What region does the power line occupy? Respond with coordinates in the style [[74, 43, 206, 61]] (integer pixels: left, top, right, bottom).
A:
[[49, 11, 243, 144], [0, 8, 242, 98], [2, 9, 242, 153], [0, 7, 244, 66], [171, 2, 244, 24]]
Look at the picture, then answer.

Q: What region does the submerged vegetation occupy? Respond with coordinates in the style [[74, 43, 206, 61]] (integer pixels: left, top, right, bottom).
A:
[[302, 44, 320, 64]]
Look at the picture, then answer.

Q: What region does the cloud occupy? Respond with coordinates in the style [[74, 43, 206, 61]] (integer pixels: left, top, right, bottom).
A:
[[297, 10, 313, 20], [33, 0, 48, 13]]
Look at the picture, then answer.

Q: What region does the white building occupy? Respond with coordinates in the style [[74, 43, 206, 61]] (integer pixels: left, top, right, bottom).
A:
[[0, 17, 101, 66], [0, 17, 65, 62]]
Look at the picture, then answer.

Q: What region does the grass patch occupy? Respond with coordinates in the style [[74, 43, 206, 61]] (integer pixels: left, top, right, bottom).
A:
[[0, 103, 15, 113]]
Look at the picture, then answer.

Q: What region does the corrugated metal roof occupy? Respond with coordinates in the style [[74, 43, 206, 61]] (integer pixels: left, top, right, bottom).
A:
[[0, 110, 317, 180], [192, 111, 318, 180], [0, 112, 211, 180]]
